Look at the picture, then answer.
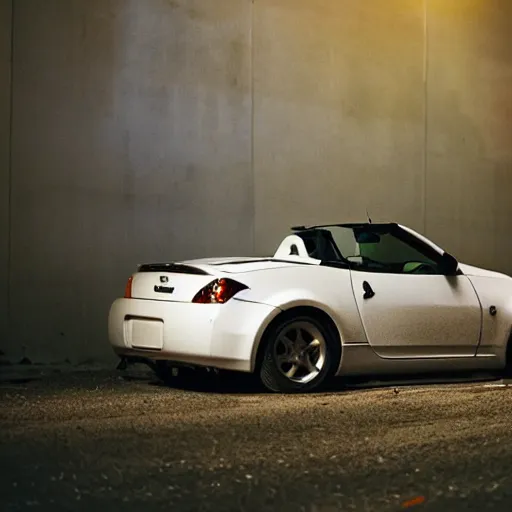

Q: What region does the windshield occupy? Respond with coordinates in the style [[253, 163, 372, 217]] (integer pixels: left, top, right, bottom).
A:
[[295, 224, 441, 273]]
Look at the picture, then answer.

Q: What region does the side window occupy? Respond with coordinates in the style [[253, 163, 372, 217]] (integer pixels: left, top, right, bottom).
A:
[[330, 228, 358, 257], [355, 231, 441, 275], [299, 231, 342, 261]]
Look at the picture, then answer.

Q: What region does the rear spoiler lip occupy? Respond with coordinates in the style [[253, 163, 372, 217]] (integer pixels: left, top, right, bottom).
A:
[[137, 263, 211, 276]]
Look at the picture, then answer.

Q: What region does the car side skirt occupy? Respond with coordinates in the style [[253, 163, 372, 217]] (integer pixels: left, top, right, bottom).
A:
[[337, 343, 504, 377]]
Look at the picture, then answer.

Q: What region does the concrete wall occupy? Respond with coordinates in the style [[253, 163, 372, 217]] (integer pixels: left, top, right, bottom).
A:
[[254, 0, 427, 249], [1, 0, 511, 363], [426, 0, 512, 271], [7, 0, 252, 363], [0, 0, 12, 360]]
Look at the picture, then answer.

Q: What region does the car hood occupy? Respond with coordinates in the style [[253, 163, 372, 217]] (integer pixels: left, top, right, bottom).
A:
[[459, 263, 511, 280]]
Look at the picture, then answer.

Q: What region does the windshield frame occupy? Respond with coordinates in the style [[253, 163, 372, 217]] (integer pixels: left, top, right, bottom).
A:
[[293, 223, 447, 271]]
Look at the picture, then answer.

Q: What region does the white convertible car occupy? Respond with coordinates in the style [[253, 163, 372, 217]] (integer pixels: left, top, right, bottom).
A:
[[108, 222, 512, 393]]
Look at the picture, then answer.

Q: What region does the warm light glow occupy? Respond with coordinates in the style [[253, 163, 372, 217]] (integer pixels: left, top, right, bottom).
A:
[[427, 0, 487, 17]]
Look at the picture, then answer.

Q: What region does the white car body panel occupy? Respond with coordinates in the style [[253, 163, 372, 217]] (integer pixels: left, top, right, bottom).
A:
[[465, 275, 512, 360], [349, 271, 482, 358], [108, 223, 512, 381], [109, 296, 279, 372], [230, 265, 366, 345], [131, 272, 213, 302], [458, 262, 511, 280]]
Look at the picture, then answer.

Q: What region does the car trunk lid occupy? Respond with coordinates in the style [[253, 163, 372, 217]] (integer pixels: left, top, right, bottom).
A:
[[183, 257, 319, 274], [129, 257, 318, 302], [131, 263, 215, 302]]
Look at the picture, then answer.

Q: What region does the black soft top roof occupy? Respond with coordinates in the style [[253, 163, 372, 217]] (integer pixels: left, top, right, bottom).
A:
[[291, 222, 398, 231]]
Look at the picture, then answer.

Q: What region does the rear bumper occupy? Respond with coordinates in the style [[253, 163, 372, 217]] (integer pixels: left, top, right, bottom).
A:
[[108, 298, 279, 372]]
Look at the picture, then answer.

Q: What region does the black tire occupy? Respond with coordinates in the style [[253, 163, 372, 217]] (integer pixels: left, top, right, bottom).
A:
[[259, 312, 341, 393]]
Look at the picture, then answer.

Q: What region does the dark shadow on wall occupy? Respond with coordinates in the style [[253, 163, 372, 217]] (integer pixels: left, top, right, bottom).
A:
[[7, 0, 127, 364], [0, 1, 13, 365], [6, 0, 253, 365]]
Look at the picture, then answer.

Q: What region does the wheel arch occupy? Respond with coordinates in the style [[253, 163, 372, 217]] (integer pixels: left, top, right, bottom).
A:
[[251, 304, 343, 373]]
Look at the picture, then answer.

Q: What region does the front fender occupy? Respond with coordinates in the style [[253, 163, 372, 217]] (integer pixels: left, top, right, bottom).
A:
[[469, 275, 512, 363]]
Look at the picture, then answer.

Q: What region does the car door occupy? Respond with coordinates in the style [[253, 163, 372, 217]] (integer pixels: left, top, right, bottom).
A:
[[347, 226, 482, 358]]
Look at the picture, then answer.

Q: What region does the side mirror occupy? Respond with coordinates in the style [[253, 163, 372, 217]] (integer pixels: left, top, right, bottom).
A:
[[440, 252, 459, 276]]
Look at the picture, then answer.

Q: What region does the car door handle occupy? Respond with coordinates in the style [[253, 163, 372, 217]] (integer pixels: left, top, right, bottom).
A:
[[362, 281, 375, 300]]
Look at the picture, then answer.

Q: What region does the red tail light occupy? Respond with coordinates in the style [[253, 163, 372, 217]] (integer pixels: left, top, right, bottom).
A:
[[192, 278, 248, 304], [124, 275, 134, 298]]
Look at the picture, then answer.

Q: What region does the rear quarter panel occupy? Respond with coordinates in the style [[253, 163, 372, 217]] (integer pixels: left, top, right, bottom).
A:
[[234, 265, 368, 346]]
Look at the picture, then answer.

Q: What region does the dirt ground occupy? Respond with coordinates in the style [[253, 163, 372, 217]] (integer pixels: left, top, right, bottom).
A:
[[1, 365, 511, 511]]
